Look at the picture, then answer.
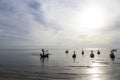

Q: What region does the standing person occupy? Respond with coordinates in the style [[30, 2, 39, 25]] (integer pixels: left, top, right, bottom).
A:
[[72, 51, 76, 58], [110, 50, 115, 59], [97, 50, 100, 55], [82, 50, 84, 55], [65, 49, 69, 53], [41, 49, 45, 55], [90, 50, 94, 58]]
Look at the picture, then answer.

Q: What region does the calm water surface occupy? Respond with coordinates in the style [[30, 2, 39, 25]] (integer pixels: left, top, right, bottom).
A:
[[0, 49, 120, 80]]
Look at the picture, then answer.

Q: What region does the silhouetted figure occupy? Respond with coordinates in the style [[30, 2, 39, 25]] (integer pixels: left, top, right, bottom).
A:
[[40, 49, 49, 58], [72, 51, 76, 58], [82, 50, 84, 55], [65, 49, 69, 53], [110, 51, 115, 59], [41, 49, 45, 55], [110, 49, 117, 60], [110, 49, 117, 61], [90, 50, 94, 58], [97, 50, 100, 55]]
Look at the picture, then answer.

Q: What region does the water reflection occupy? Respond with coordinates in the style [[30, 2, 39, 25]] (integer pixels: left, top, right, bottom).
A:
[[73, 58, 76, 62], [82, 54, 84, 57], [40, 57, 49, 67], [87, 62, 104, 80], [110, 58, 115, 61]]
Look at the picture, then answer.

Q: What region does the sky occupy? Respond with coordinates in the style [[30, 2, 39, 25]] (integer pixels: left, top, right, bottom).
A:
[[0, 0, 120, 49]]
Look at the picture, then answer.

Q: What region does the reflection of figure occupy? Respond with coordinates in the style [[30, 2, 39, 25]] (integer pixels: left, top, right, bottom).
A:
[[90, 50, 94, 58], [72, 51, 76, 58], [82, 50, 84, 55], [40, 57, 45, 62], [73, 57, 76, 62], [40, 57, 49, 67], [41, 49, 45, 55], [97, 50, 100, 55], [40, 57, 45, 67]]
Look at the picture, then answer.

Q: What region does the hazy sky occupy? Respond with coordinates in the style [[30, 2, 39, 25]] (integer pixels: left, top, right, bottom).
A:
[[0, 0, 120, 49]]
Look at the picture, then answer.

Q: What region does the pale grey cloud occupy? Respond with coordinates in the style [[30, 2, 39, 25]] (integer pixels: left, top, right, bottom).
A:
[[0, 0, 120, 49]]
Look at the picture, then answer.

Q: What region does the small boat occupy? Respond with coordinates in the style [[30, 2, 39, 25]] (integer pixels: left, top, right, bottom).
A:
[[40, 49, 49, 58], [40, 54, 49, 58]]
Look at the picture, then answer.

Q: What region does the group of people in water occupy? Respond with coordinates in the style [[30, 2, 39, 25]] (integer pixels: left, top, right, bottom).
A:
[[40, 49, 117, 61], [70, 50, 100, 59], [65, 49, 117, 60]]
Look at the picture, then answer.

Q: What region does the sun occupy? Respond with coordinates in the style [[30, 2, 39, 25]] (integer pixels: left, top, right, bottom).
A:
[[77, 5, 107, 32]]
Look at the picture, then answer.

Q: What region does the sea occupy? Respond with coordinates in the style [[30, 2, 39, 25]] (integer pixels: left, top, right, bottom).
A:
[[0, 48, 120, 80]]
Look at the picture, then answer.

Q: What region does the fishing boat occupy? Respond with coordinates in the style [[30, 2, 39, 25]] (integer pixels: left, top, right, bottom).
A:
[[40, 53, 49, 58], [40, 49, 49, 58]]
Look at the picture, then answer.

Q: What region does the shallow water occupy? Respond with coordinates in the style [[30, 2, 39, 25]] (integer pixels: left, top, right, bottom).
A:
[[0, 49, 120, 80]]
